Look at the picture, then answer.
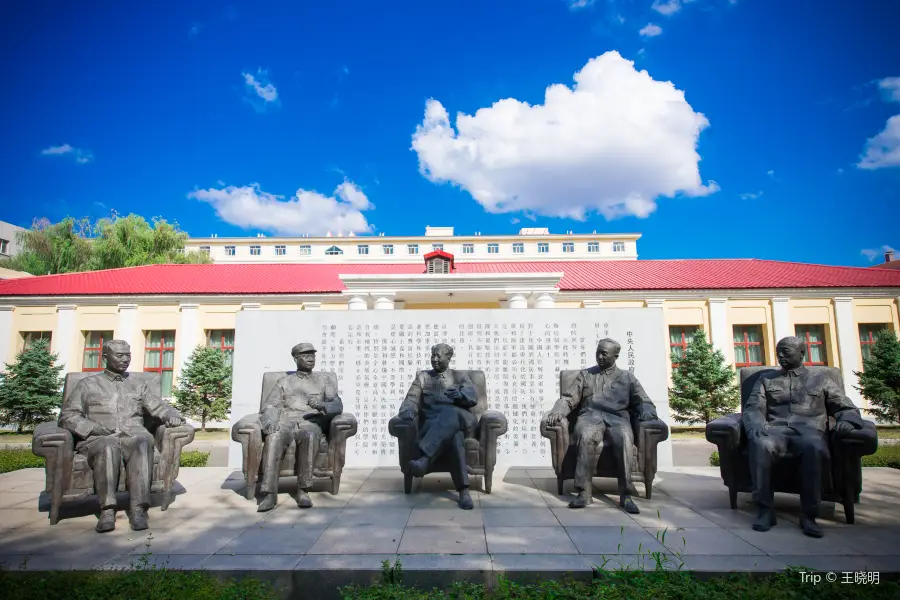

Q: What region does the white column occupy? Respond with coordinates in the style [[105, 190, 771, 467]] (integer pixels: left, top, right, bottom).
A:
[[114, 304, 140, 362], [506, 293, 528, 309], [52, 304, 78, 374], [0, 306, 14, 369], [833, 297, 863, 409], [771, 297, 792, 343], [347, 295, 368, 311], [534, 293, 556, 309], [302, 302, 322, 310], [707, 298, 730, 358], [177, 303, 201, 376], [373, 293, 396, 310]]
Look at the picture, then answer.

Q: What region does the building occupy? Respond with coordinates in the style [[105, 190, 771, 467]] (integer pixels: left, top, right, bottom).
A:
[[870, 249, 900, 271], [0, 226, 898, 417], [0, 220, 25, 260]]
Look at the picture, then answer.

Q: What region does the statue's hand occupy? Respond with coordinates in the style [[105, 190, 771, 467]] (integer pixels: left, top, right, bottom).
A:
[[546, 412, 565, 426], [834, 420, 856, 435], [399, 410, 416, 422], [748, 427, 768, 440], [262, 423, 278, 436], [91, 423, 114, 436], [308, 398, 325, 412], [639, 410, 657, 422], [165, 414, 183, 427]]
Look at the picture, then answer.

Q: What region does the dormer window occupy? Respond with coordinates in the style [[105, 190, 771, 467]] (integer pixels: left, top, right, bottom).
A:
[[424, 250, 454, 274], [325, 245, 343, 256]]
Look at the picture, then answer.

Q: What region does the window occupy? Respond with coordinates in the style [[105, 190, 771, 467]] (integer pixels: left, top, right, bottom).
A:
[[795, 325, 828, 366], [225, 245, 236, 256], [512, 243, 524, 254], [488, 243, 499, 254], [22, 331, 52, 351], [207, 329, 235, 368], [733, 325, 765, 368], [612, 241, 626, 253], [408, 244, 419, 255], [275, 245, 286, 256], [859, 323, 891, 361], [427, 258, 450, 274], [382, 244, 394, 255], [83, 331, 114, 371], [325, 245, 343, 256], [357, 245, 369, 255], [538, 242, 549, 253], [299, 245, 311, 256], [432, 243, 443, 251], [144, 331, 176, 397], [0, 238, 8, 254], [462, 243, 474, 254], [587, 241, 600, 253], [199, 246, 210, 255], [562, 242, 574, 253], [669, 326, 700, 367], [250, 245, 261, 256]]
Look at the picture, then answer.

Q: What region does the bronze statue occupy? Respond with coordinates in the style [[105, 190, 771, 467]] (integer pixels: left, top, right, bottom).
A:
[[257, 343, 343, 512], [398, 343, 478, 510], [545, 338, 658, 512], [58, 340, 184, 533], [743, 336, 864, 537]]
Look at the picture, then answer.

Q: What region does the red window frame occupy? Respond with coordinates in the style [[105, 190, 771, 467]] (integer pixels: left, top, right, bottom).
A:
[[207, 330, 235, 353], [82, 331, 113, 372], [669, 326, 697, 368], [143, 331, 176, 378], [796, 325, 827, 366], [733, 326, 764, 368], [859, 324, 889, 362]]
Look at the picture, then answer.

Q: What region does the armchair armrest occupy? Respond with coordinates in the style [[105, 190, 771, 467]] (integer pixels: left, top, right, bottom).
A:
[[32, 421, 75, 494], [478, 409, 507, 464], [636, 418, 668, 449], [706, 413, 743, 451], [540, 413, 570, 474], [155, 423, 194, 510], [389, 415, 419, 471], [834, 419, 878, 456], [329, 413, 358, 443]]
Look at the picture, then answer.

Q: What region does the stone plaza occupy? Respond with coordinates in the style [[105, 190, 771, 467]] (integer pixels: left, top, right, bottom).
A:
[[2, 465, 900, 598]]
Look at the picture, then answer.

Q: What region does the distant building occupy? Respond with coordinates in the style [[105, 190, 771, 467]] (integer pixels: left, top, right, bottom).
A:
[[870, 249, 900, 271], [0, 267, 32, 280], [0, 221, 25, 259]]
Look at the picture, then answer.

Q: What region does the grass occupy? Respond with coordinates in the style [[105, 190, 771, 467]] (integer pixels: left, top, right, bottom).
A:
[[179, 450, 210, 467]]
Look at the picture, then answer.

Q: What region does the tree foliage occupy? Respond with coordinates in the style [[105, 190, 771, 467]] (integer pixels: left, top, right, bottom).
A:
[[172, 345, 232, 431], [855, 329, 900, 424], [668, 330, 740, 425], [0, 213, 211, 276], [0, 339, 65, 433]]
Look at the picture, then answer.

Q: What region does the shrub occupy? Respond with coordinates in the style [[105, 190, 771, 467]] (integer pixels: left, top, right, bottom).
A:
[[0, 448, 45, 473], [179, 450, 210, 467], [861, 444, 900, 469], [709, 451, 720, 466]]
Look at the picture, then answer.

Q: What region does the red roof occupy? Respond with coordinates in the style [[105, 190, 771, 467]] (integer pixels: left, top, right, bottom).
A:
[[0, 259, 899, 297]]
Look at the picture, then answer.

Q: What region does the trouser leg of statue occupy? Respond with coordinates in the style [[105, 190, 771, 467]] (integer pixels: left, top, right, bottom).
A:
[[789, 433, 828, 538], [295, 422, 323, 508], [85, 436, 122, 533], [748, 429, 786, 532], [258, 428, 292, 512], [408, 408, 475, 509], [570, 421, 602, 509], [119, 429, 155, 530], [607, 424, 640, 514]]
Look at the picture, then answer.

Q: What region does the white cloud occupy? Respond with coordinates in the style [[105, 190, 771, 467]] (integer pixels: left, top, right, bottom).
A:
[[411, 51, 717, 221], [767, 169, 775, 178], [877, 77, 900, 103], [652, 0, 682, 16], [242, 69, 279, 112], [639, 24, 663, 37], [861, 245, 896, 262], [40, 144, 93, 164], [189, 180, 373, 236], [739, 191, 763, 200], [857, 115, 900, 170], [189, 23, 202, 37], [568, 0, 594, 10]]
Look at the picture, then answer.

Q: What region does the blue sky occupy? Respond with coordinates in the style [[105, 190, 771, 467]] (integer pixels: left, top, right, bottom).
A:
[[1, 0, 898, 267]]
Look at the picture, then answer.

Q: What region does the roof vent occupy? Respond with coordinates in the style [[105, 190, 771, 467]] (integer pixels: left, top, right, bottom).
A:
[[886, 250, 896, 263]]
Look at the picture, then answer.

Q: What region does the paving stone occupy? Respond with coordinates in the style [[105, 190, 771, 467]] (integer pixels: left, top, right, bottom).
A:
[[333, 507, 411, 528], [406, 507, 485, 527], [650, 526, 767, 556], [583, 553, 679, 571], [565, 525, 666, 555], [676, 554, 788, 573], [307, 526, 403, 554], [729, 526, 865, 556], [482, 507, 560, 527], [550, 506, 639, 527], [485, 526, 578, 554], [201, 553, 304, 570], [630, 504, 721, 528], [398, 526, 487, 554], [217, 522, 328, 554]]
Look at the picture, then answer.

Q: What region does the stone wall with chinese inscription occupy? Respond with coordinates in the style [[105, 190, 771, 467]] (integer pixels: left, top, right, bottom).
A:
[[229, 308, 671, 469]]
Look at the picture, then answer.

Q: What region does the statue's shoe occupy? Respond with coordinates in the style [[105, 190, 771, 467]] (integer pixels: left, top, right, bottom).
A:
[[408, 457, 430, 478], [568, 493, 588, 509], [257, 493, 277, 512], [620, 497, 640, 514], [800, 516, 823, 538], [96, 509, 116, 533], [129, 507, 149, 531], [297, 492, 313, 509], [752, 509, 777, 532], [458, 490, 474, 510]]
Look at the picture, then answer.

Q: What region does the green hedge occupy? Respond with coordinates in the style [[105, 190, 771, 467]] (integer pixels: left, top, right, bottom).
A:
[[709, 450, 720, 466], [861, 443, 900, 468], [179, 450, 210, 467], [0, 449, 45, 473]]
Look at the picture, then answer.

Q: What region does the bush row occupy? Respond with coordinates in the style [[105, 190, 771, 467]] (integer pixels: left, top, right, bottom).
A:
[[0, 448, 210, 474]]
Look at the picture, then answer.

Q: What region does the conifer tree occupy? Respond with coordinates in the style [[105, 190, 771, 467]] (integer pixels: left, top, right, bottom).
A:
[[0, 339, 65, 433], [855, 329, 900, 424], [172, 345, 232, 431], [668, 330, 740, 425]]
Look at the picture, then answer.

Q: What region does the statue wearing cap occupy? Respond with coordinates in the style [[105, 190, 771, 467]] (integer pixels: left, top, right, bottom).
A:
[[257, 342, 343, 512]]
